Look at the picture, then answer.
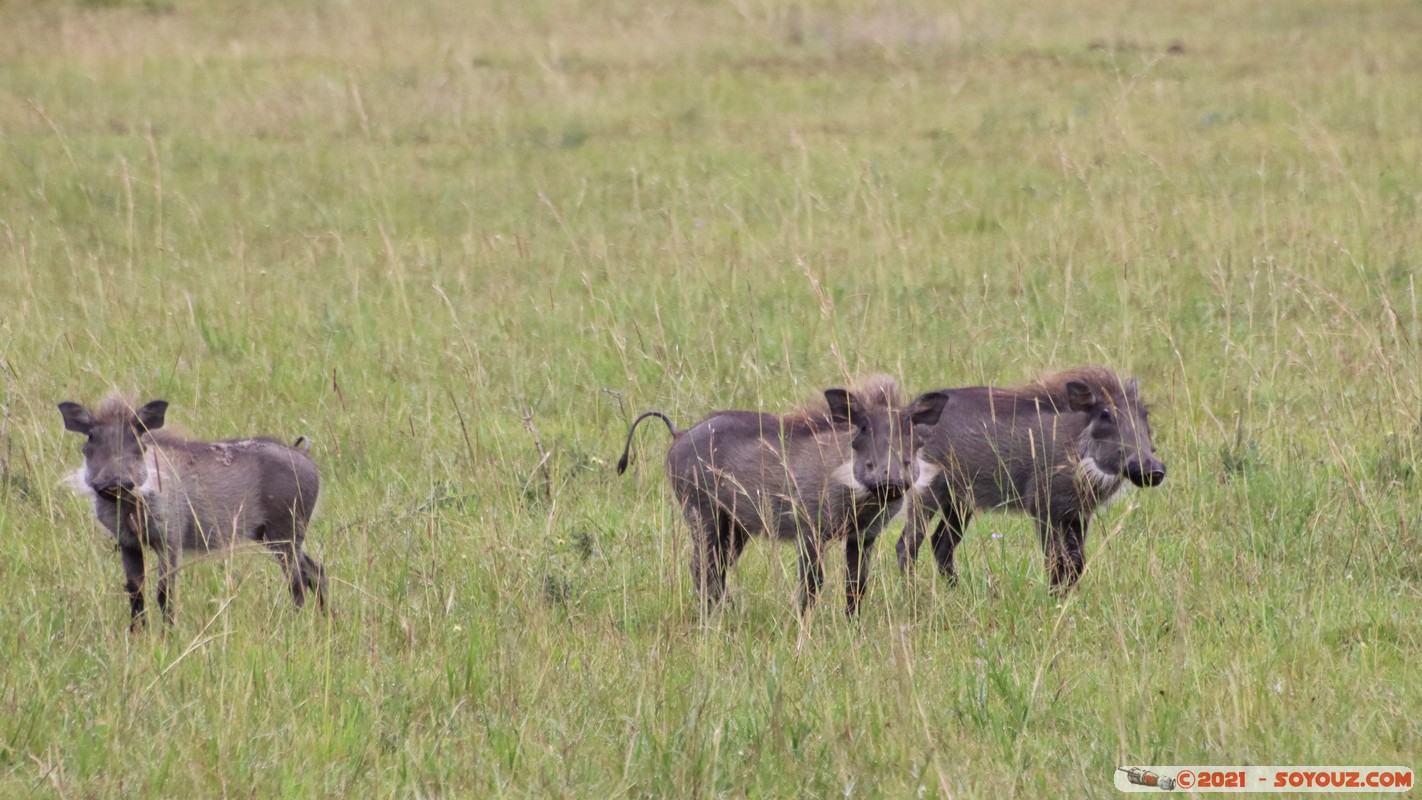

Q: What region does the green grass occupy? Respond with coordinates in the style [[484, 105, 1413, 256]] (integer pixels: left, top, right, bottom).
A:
[[1, 0, 1419, 796]]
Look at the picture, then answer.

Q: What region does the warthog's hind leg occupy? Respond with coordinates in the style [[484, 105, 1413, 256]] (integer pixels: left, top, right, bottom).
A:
[[265, 540, 315, 609], [686, 506, 740, 611], [261, 512, 327, 612], [298, 551, 327, 611]]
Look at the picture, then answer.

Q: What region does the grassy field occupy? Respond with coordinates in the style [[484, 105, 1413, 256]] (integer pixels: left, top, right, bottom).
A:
[[1, 0, 1419, 796]]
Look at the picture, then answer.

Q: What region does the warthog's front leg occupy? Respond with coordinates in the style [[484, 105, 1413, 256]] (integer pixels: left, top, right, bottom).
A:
[[896, 493, 934, 573], [1039, 515, 1086, 593], [796, 535, 825, 614], [897, 490, 972, 583], [928, 503, 973, 583], [847, 501, 903, 615], [119, 544, 146, 632], [154, 544, 179, 626], [844, 530, 879, 616]]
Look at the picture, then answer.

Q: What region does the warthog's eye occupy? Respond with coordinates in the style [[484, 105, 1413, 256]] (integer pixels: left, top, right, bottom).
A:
[[1097, 409, 1115, 424]]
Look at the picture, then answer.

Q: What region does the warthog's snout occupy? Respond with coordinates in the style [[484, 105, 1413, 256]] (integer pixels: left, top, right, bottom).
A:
[[863, 479, 910, 502], [93, 478, 137, 500], [1126, 460, 1167, 488]]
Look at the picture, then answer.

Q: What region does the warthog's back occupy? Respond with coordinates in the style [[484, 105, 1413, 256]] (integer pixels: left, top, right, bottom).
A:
[[919, 387, 1085, 512], [666, 411, 850, 541], [142, 435, 320, 552]]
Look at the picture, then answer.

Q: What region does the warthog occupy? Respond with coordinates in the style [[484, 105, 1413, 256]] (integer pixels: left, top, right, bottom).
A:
[[617, 377, 950, 615], [58, 397, 326, 629], [897, 367, 1165, 591]]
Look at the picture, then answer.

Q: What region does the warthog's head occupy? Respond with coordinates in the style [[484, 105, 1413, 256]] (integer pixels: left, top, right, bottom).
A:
[[827, 381, 951, 502], [58, 398, 169, 502], [1066, 377, 1165, 489]]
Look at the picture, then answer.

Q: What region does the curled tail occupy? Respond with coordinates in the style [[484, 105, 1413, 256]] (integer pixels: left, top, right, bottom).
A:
[[616, 411, 678, 475]]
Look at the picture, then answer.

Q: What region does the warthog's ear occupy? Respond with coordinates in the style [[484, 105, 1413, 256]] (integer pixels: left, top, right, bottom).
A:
[[1125, 376, 1141, 396], [58, 402, 95, 435], [1065, 381, 1098, 412], [135, 400, 169, 432], [824, 389, 858, 427], [909, 391, 950, 428]]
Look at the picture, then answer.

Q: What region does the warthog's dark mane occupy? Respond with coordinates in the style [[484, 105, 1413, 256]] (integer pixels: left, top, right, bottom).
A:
[[787, 373, 903, 430], [88, 394, 188, 441], [90, 394, 142, 427], [1017, 366, 1140, 412]]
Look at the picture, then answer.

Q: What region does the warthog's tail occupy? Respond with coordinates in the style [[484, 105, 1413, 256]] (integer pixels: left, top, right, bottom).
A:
[[293, 436, 313, 453], [616, 411, 678, 475]]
